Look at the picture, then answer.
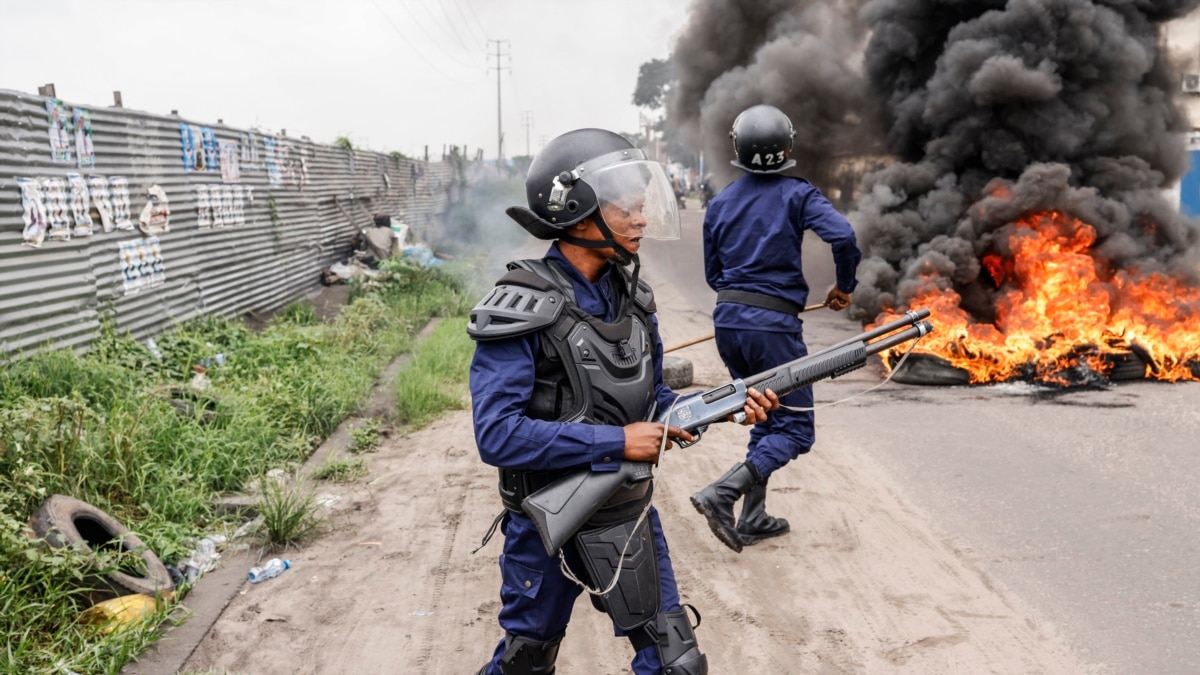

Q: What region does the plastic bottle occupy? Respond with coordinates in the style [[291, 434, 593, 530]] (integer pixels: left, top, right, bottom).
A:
[[248, 558, 291, 584]]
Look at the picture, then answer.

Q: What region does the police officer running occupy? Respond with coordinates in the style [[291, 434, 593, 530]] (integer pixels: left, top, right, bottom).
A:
[[692, 104, 863, 553], [468, 128, 777, 674]]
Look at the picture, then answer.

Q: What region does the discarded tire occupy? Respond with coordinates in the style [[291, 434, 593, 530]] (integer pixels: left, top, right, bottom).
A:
[[663, 355, 694, 390], [29, 495, 174, 602], [163, 386, 220, 424], [890, 353, 971, 386]]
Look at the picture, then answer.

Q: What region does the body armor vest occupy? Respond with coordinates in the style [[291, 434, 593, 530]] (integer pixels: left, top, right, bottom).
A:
[[469, 258, 659, 427]]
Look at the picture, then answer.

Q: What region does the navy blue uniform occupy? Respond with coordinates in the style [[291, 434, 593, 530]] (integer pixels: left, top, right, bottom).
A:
[[702, 173, 861, 478], [471, 244, 682, 674]]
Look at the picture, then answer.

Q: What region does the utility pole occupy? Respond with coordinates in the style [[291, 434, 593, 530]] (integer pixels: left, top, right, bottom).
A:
[[488, 39, 511, 163], [521, 111, 534, 156]]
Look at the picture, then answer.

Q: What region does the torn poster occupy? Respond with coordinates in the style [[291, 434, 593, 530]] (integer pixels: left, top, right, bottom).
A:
[[138, 184, 171, 235], [42, 177, 72, 242], [108, 176, 135, 230], [67, 173, 94, 236], [87, 175, 115, 232], [18, 178, 49, 248]]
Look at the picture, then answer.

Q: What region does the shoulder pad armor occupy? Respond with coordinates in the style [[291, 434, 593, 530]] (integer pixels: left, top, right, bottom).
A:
[[467, 268, 567, 341]]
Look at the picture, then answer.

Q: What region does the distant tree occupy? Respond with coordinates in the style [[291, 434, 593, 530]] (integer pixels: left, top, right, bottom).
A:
[[631, 58, 698, 167], [632, 57, 674, 110], [334, 136, 354, 151]]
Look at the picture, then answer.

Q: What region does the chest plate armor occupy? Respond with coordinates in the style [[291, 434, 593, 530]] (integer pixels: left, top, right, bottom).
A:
[[469, 258, 658, 427]]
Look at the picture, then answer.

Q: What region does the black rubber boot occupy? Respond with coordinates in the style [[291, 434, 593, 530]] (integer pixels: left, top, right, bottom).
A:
[[690, 462, 757, 553], [736, 482, 790, 545]]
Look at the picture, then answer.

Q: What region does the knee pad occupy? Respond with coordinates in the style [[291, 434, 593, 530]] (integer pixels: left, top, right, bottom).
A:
[[645, 605, 707, 674], [574, 516, 660, 631], [498, 632, 562, 675]]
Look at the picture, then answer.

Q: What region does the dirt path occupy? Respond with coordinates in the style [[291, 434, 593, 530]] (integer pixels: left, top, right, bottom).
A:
[[180, 280, 1090, 675]]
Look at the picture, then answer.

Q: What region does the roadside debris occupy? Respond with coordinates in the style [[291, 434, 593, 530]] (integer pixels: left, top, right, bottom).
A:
[[248, 558, 291, 584]]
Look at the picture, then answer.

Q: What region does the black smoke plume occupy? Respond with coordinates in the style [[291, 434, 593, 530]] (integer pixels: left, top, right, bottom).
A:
[[852, 0, 1200, 322], [668, 0, 878, 194], [668, 0, 1200, 324]]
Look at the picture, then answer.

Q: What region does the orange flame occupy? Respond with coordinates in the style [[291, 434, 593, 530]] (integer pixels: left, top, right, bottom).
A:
[[877, 210, 1200, 384]]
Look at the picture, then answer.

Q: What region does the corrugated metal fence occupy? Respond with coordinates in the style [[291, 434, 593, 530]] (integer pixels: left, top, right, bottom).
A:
[[0, 88, 460, 359]]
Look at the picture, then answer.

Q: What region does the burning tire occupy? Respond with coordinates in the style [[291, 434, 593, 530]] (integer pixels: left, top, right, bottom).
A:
[[29, 495, 174, 602], [663, 354, 694, 389], [890, 353, 971, 386]]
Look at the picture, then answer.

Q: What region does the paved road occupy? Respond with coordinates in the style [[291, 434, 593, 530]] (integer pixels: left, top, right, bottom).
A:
[[641, 200, 1200, 675]]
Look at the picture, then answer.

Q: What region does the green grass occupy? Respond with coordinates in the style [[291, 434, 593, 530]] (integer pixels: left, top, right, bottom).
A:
[[312, 457, 368, 483], [257, 480, 322, 548], [348, 418, 382, 454], [0, 257, 478, 674], [394, 318, 475, 427]]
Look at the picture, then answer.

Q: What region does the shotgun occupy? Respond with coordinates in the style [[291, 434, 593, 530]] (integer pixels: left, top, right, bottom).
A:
[[521, 309, 935, 555]]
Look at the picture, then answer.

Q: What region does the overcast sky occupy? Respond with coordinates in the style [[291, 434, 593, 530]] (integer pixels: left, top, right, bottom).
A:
[[0, 0, 692, 160]]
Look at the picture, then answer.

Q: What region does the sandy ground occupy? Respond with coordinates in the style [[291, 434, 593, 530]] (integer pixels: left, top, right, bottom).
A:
[[179, 276, 1093, 675]]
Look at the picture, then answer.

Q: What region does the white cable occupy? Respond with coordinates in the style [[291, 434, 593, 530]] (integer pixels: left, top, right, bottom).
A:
[[559, 337, 925, 593], [778, 336, 928, 413], [560, 393, 682, 597]]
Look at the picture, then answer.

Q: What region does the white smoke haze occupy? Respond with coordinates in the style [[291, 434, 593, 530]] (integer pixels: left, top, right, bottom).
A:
[[669, 0, 1200, 324]]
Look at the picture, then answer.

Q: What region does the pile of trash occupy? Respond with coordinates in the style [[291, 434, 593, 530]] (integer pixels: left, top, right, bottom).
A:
[[322, 215, 442, 286]]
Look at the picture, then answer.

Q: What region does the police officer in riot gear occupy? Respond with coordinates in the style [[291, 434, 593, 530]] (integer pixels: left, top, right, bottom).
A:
[[468, 128, 776, 674], [693, 104, 862, 552]]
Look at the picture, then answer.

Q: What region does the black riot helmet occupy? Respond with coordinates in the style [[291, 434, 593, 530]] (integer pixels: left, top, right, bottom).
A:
[[729, 104, 797, 174], [506, 128, 680, 263]]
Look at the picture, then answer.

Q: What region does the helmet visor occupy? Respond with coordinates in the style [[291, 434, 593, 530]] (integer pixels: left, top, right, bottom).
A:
[[580, 156, 681, 242]]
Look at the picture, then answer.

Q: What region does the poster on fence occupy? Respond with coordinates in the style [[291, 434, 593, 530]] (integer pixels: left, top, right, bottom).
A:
[[67, 173, 94, 237], [138, 184, 171, 235], [240, 131, 261, 170], [202, 128, 219, 172], [220, 139, 240, 182], [73, 108, 95, 168], [108, 176, 135, 230], [88, 175, 116, 232], [195, 185, 212, 228], [120, 237, 165, 295], [46, 99, 73, 163], [264, 136, 281, 187], [232, 185, 246, 225], [42, 177, 72, 242], [19, 178, 49, 248], [180, 123, 197, 171]]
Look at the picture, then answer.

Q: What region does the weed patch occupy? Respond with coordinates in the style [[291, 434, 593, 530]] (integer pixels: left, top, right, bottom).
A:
[[0, 259, 473, 673], [394, 318, 474, 427]]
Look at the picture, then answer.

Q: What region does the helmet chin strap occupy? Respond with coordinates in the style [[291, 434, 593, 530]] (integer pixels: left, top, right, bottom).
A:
[[559, 211, 635, 266], [559, 212, 640, 296]]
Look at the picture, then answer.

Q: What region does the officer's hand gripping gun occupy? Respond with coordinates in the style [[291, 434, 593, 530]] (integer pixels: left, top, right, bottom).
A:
[[520, 309, 934, 555]]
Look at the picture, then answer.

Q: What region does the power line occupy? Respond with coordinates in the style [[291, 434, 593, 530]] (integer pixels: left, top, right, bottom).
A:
[[414, 0, 473, 55], [383, 0, 480, 73], [460, 0, 492, 47], [450, 0, 488, 50], [370, 1, 478, 85]]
